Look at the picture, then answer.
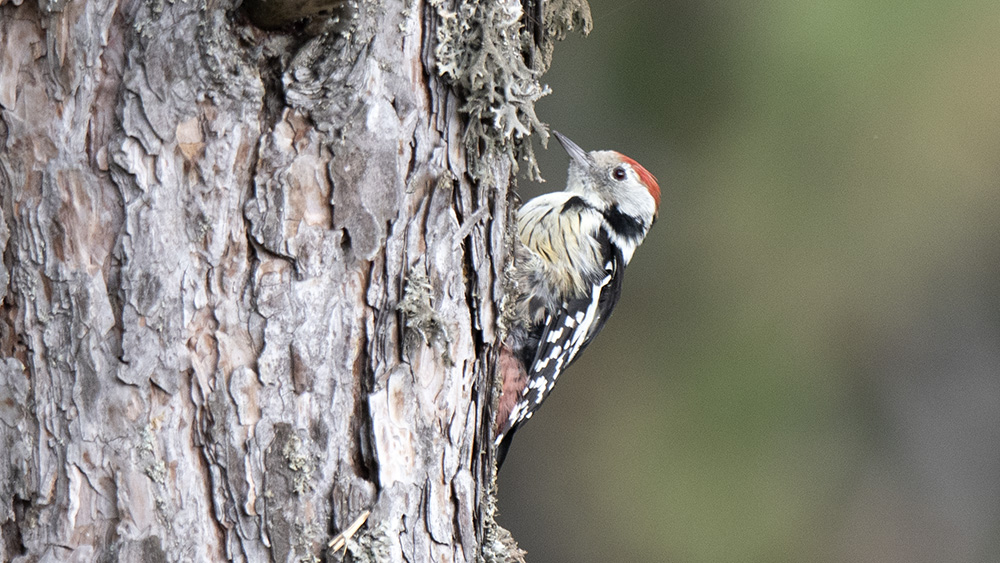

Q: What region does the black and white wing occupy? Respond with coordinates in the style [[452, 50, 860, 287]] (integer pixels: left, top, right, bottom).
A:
[[501, 245, 626, 440]]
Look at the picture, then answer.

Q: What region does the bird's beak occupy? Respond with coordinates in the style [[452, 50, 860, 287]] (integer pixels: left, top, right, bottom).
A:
[[553, 131, 594, 168]]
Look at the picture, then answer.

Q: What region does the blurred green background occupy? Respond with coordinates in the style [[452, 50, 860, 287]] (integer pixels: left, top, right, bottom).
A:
[[496, 1, 1000, 562]]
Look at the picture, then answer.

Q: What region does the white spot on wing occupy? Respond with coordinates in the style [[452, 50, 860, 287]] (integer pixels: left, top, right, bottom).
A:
[[547, 328, 564, 342]]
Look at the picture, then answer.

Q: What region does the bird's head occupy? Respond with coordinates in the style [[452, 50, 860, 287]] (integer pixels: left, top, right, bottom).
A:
[[554, 131, 661, 224]]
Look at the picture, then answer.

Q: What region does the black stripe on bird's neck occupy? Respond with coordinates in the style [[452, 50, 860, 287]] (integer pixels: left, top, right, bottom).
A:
[[602, 205, 646, 241], [561, 196, 591, 213]]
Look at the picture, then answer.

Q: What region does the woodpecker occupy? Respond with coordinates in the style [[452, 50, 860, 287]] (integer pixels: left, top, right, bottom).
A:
[[495, 131, 660, 468]]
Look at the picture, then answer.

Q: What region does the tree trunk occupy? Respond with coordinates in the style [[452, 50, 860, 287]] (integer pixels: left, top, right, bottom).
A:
[[0, 0, 589, 561]]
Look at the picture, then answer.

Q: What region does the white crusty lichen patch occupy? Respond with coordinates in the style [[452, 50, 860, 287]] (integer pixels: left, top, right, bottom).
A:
[[339, 517, 394, 562], [282, 434, 318, 494], [481, 519, 528, 563], [432, 0, 550, 180], [398, 260, 454, 365]]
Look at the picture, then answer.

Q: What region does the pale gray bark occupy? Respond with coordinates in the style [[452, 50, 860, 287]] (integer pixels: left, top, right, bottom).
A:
[[0, 0, 588, 561]]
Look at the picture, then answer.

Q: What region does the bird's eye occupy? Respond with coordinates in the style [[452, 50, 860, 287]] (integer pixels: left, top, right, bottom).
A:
[[612, 166, 627, 181]]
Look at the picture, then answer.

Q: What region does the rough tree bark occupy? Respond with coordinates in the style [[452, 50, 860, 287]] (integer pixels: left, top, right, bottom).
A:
[[0, 0, 590, 561]]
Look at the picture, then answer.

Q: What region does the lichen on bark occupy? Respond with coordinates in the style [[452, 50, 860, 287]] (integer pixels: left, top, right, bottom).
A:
[[432, 0, 592, 183]]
